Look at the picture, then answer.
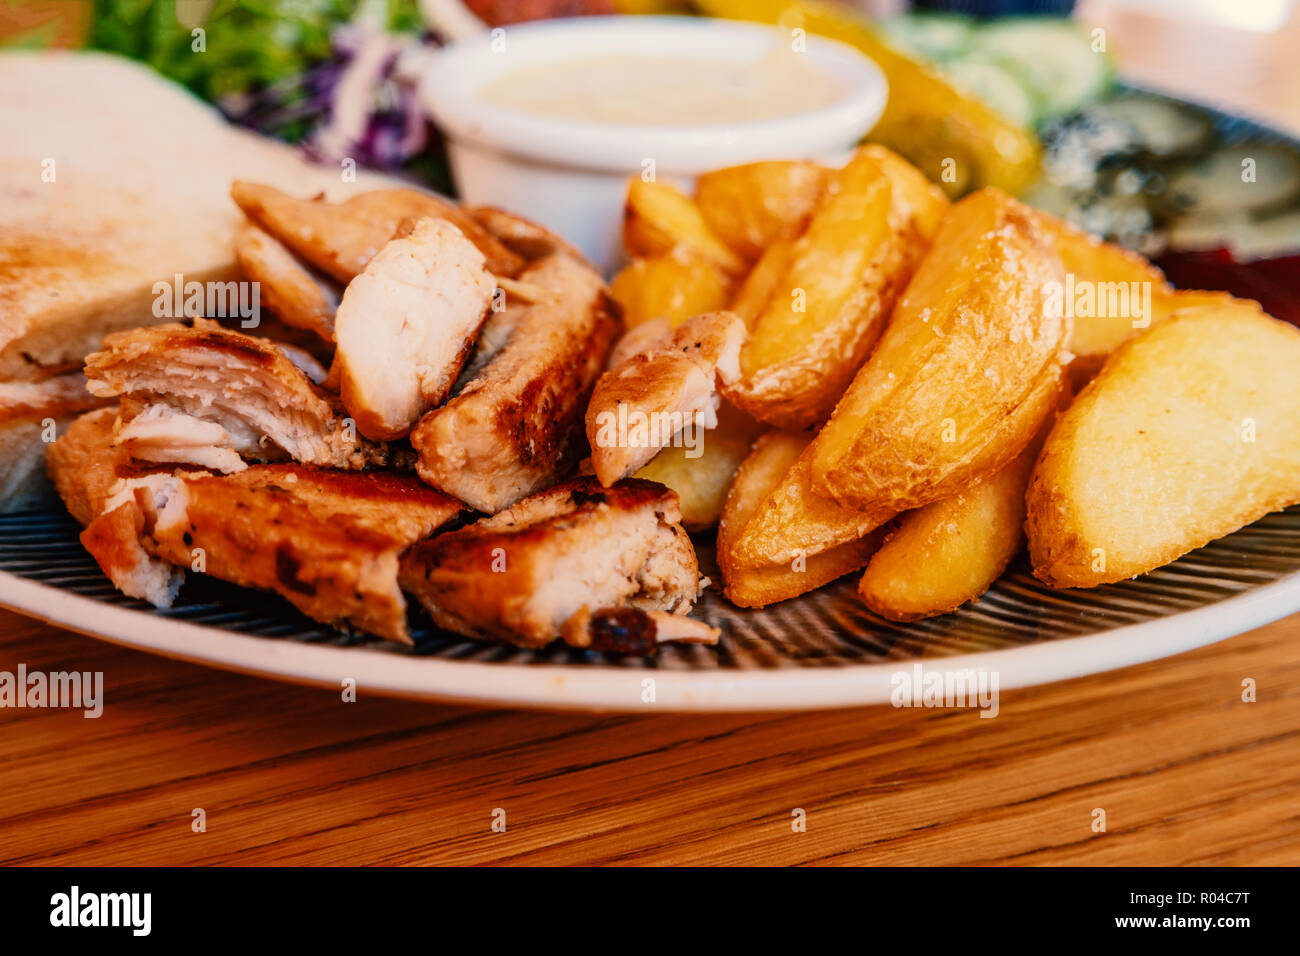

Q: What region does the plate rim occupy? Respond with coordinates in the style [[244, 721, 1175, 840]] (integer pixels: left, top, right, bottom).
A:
[[3, 566, 1297, 712]]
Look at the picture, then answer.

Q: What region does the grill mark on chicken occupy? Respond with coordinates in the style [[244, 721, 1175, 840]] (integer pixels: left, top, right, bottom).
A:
[[150, 464, 463, 643], [410, 254, 620, 513], [398, 477, 712, 652], [274, 542, 317, 596], [84, 320, 388, 471], [563, 606, 721, 654]]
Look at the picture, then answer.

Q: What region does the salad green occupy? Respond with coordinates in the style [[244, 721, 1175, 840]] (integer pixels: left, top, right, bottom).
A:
[[90, 0, 422, 138]]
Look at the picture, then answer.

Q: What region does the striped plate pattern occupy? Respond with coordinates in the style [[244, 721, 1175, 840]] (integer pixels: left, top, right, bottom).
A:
[[2, 505, 1298, 671]]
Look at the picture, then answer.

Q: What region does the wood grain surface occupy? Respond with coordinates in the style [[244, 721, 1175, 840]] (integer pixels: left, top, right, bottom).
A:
[[1, 606, 1297, 865]]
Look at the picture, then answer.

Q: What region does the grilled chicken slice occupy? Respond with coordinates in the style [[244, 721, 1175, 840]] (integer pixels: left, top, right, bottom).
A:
[[152, 465, 463, 643], [114, 403, 248, 474], [234, 223, 340, 343], [465, 205, 592, 267], [46, 407, 140, 527], [45, 406, 188, 606], [332, 217, 496, 441], [399, 477, 714, 652], [84, 321, 387, 470], [560, 606, 721, 654], [411, 254, 620, 513], [454, 298, 525, 389], [0, 372, 112, 512], [230, 181, 524, 281], [586, 311, 746, 486], [605, 317, 672, 370]]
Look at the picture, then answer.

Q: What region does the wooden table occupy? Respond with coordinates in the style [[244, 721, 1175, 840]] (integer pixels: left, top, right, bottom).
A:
[[4, 5, 1300, 867], [2, 606, 1298, 865]]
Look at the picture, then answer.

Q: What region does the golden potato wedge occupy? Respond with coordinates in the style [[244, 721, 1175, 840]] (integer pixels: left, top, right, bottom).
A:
[[1027, 209, 1173, 368], [811, 188, 1070, 513], [622, 178, 748, 274], [230, 182, 524, 281], [1068, 288, 1243, 386], [1150, 288, 1245, 318], [609, 250, 735, 328], [858, 408, 1057, 622], [718, 430, 887, 608], [723, 145, 949, 429], [728, 237, 796, 328], [694, 160, 829, 259], [634, 401, 763, 530], [1027, 302, 1300, 588], [730, 444, 894, 569]]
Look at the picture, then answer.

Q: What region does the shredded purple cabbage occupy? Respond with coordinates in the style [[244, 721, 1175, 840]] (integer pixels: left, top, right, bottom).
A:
[[220, 25, 441, 172]]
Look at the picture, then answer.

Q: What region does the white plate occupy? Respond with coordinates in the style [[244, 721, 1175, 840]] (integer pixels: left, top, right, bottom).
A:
[[3, 507, 1298, 712]]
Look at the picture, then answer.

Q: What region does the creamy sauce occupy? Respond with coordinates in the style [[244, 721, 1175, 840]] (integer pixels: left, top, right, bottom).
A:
[[477, 49, 843, 125]]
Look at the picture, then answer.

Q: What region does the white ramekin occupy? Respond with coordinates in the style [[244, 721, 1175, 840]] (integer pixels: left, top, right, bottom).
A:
[[419, 15, 887, 272]]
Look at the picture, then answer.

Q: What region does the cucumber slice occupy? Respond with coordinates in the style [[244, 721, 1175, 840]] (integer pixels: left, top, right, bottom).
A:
[[1168, 209, 1300, 261], [877, 13, 974, 62], [972, 17, 1114, 120], [940, 55, 1039, 128], [1082, 94, 1214, 159], [1164, 143, 1300, 217]]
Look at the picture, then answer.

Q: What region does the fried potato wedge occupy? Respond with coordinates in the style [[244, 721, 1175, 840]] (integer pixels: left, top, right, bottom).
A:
[[609, 249, 735, 328], [694, 160, 829, 259], [728, 237, 796, 328], [723, 145, 949, 429], [1068, 288, 1243, 386], [718, 430, 887, 608], [623, 178, 748, 274], [1027, 302, 1300, 588], [634, 401, 762, 530], [230, 182, 524, 281], [859, 409, 1057, 622], [1027, 209, 1173, 375], [811, 187, 1070, 513], [730, 440, 894, 568]]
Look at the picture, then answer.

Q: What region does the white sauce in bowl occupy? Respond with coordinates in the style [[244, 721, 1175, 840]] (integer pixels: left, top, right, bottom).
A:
[[476, 47, 845, 126]]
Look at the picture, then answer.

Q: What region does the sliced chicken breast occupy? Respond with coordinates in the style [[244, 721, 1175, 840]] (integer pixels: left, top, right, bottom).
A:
[[84, 320, 387, 470], [45, 406, 188, 606], [586, 311, 747, 486], [0, 372, 112, 512], [333, 217, 496, 441], [398, 476, 714, 652], [152, 465, 463, 643], [465, 205, 592, 267], [234, 223, 340, 343], [410, 254, 620, 513], [605, 316, 672, 371], [114, 403, 248, 474], [230, 181, 524, 281]]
